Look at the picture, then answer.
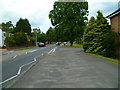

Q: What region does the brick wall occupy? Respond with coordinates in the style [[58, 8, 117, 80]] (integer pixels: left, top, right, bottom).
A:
[[110, 13, 120, 59], [110, 13, 120, 33]]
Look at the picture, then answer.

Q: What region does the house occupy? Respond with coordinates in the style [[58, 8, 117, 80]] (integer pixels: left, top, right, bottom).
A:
[[106, 8, 120, 59], [0, 28, 6, 48]]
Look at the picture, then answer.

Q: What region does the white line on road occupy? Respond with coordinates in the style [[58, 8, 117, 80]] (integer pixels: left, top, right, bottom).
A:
[[53, 47, 57, 53], [0, 53, 44, 85], [0, 75, 18, 85], [48, 47, 57, 54], [48, 49, 54, 54], [13, 55, 17, 59]]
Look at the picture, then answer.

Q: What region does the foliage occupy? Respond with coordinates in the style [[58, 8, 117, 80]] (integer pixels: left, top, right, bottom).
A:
[[37, 32, 47, 43], [2, 21, 14, 33], [14, 18, 32, 35], [62, 43, 82, 48], [90, 53, 120, 64], [49, 1, 88, 46], [5, 34, 15, 46], [14, 32, 27, 46], [46, 27, 56, 43], [83, 10, 115, 58]]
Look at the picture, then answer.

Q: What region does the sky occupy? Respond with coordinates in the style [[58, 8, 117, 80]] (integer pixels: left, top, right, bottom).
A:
[[0, 0, 119, 33]]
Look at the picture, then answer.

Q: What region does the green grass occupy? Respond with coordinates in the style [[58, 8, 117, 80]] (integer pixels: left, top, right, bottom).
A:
[[14, 46, 37, 51], [62, 43, 82, 48], [90, 53, 120, 64]]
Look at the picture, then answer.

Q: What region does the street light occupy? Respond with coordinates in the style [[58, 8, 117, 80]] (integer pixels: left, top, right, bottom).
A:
[[33, 28, 37, 46], [33, 27, 41, 46]]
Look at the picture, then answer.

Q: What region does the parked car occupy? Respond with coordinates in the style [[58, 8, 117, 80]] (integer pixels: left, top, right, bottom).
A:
[[63, 42, 67, 45], [56, 42, 61, 45], [38, 42, 46, 47]]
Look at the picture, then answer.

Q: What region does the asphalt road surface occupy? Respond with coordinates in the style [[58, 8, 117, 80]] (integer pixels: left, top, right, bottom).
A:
[[1, 44, 56, 86], [10, 47, 118, 88]]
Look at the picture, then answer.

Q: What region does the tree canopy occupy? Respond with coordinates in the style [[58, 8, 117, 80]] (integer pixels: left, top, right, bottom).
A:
[[49, 1, 88, 46], [37, 32, 47, 43], [46, 27, 56, 43], [14, 18, 32, 35], [2, 21, 14, 33]]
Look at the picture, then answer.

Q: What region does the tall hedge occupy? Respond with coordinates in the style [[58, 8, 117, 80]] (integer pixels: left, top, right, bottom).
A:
[[83, 10, 115, 58]]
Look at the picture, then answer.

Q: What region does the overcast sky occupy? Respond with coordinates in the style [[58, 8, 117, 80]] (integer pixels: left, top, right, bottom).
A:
[[0, 0, 119, 33]]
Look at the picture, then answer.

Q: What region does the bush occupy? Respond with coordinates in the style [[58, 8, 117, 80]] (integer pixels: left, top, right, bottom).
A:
[[83, 11, 115, 58], [14, 32, 27, 46]]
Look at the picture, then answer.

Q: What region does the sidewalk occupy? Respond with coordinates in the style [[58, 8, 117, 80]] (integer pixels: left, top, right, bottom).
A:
[[10, 47, 118, 88]]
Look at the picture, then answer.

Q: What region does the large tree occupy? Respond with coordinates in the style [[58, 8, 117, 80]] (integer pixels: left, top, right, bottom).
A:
[[14, 18, 32, 35], [2, 21, 14, 33], [83, 10, 115, 58], [49, 0, 88, 46]]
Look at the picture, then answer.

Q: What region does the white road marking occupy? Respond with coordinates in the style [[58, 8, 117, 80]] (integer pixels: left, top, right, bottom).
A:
[[0, 75, 18, 85], [0, 53, 45, 85], [53, 47, 57, 53], [48, 47, 57, 54], [48, 49, 54, 54], [13, 55, 17, 59], [34, 58, 37, 62]]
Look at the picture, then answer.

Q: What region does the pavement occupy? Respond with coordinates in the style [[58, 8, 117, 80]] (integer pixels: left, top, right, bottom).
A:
[[10, 47, 118, 88]]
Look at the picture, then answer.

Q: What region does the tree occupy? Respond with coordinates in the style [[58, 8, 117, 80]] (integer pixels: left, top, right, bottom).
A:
[[83, 10, 115, 58], [49, 1, 88, 46], [14, 32, 27, 46], [2, 21, 14, 33], [83, 16, 96, 52], [38, 32, 47, 43], [46, 27, 56, 43], [14, 18, 32, 35]]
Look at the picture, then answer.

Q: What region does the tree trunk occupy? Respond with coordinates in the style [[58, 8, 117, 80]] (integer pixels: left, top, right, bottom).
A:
[[70, 41, 73, 46]]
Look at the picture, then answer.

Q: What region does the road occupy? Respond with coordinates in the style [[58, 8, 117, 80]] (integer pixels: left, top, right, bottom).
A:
[[1, 44, 56, 87], [10, 47, 118, 88]]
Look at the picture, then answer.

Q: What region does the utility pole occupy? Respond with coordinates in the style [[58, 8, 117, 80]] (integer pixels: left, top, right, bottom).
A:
[[33, 28, 37, 46], [33, 27, 41, 46]]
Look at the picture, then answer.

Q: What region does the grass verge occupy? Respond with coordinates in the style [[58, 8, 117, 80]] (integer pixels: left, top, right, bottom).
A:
[[62, 43, 82, 48], [90, 53, 120, 64], [14, 46, 37, 51]]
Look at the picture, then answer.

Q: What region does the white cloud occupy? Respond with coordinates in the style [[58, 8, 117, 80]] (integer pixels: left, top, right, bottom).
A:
[[88, 0, 119, 19], [0, 0, 119, 32], [0, 0, 56, 32]]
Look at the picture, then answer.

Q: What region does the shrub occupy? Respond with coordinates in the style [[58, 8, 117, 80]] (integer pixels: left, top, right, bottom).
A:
[[83, 10, 115, 58]]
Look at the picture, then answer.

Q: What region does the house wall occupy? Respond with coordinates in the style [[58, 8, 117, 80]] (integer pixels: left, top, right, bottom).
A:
[[110, 13, 120, 59], [0, 29, 2, 47], [0, 29, 6, 47], [110, 13, 120, 33]]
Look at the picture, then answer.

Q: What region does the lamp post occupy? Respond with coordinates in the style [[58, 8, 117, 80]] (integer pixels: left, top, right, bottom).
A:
[[33, 27, 41, 46], [33, 28, 38, 46]]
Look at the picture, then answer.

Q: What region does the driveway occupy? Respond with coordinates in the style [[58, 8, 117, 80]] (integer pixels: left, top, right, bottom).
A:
[[10, 47, 118, 88]]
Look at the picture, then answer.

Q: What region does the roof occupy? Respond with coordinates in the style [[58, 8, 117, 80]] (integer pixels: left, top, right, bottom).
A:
[[106, 8, 120, 18]]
